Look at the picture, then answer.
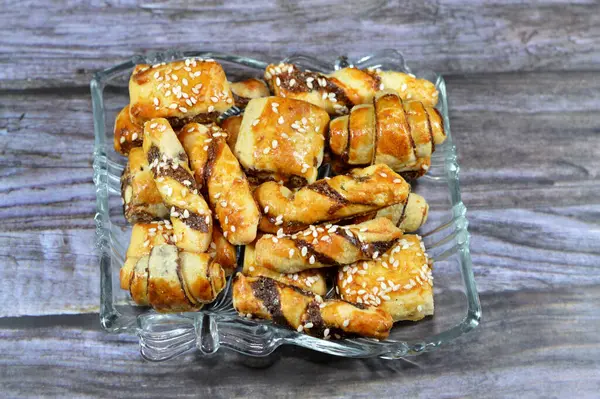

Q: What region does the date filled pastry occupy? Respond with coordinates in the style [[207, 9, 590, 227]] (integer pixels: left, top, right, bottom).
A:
[[120, 221, 173, 290], [208, 225, 237, 276], [143, 118, 213, 253], [336, 235, 433, 322], [133, 244, 226, 312], [349, 193, 429, 233], [255, 218, 403, 274], [121, 147, 169, 224], [264, 63, 438, 115], [220, 114, 242, 149], [328, 90, 446, 180], [243, 244, 327, 296], [255, 163, 410, 234], [234, 97, 329, 187], [179, 123, 260, 245], [114, 105, 144, 155], [233, 274, 393, 340], [129, 58, 233, 128], [230, 78, 270, 109]]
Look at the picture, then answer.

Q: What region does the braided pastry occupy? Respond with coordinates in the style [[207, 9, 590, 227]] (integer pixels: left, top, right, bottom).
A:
[[230, 78, 270, 109], [179, 123, 260, 245], [264, 63, 438, 115], [143, 118, 213, 252], [114, 105, 143, 155], [329, 90, 446, 179], [255, 164, 410, 234], [255, 218, 403, 274], [129, 58, 233, 128], [233, 274, 393, 340], [336, 234, 433, 322], [234, 97, 329, 187], [121, 147, 169, 224], [120, 221, 173, 290], [243, 244, 327, 295]]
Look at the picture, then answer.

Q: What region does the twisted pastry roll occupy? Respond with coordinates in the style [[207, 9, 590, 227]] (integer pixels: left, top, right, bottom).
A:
[[233, 274, 393, 340], [140, 244, 225, 312], [120, 221, 173, 290], [255, 218, 403, 274], [234, 97, 329, 187], [264, 63, 438, 115], [208, 225, 237, 276], [114, 105, 144, 155], [376, 193, 429, 232], [129, 58, 233, 128], [179, 123, 260, 245], [121, 147, 169, 224], [220, 114, 242, 150], [255, 164, 410, 234], [336, 235, 433, 322], [143, 118, 213, 252], [243, 244, 327, 295], [230, 78, 270, 108], [329, 90, 446, 179]]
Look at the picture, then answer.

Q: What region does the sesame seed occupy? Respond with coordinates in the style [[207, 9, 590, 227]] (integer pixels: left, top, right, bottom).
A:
[[276, 77, 281, 86], [304, 322, 313, 329], [401, 83, 407, 92], [171, 74, 178, 81], [231, 226, 236, 232], [271, 140, 278, 148], [407, 93, 412, 99], [290, 78, 296, 87], [205, 215, 210, 224], [278, 116, 284, 125], [289, 249, 295, 258], [220, 200, 227, 207], [263, 147, 270, 154], [208, 106, 215, 112], [183, 180, 192, 186], [183, 209, 190, 218], [119, 136, 125, 144], [301, 247, 308, 257], [153, 98, 159, 106], [169, 103, 178, 109], [379, 83, 385, 90], [417, 305, 423, 312], [372, 251, 379, 259], [263, 205, 269, 214], [323, 328, 330, 338], [297, 325, 304, 332], [342, 319, 350, 327], [309, 255, 315, 264], [211, 96, 219, 103]]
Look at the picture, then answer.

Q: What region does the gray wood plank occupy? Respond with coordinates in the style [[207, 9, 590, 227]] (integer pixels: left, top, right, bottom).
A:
[[1, 287, 599, 398], [1, 1, 600, 89]]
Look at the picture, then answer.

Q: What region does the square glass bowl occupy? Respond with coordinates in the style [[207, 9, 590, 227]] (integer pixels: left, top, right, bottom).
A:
[[92, 50, 480, 361]]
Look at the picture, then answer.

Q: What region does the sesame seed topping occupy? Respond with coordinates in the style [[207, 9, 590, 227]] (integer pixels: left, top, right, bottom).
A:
[[208, 105, 215, 112], [252, 118, 260, 126], [119, 136, 125, 144], [276, 77, 281, 86], [342, 319, 350, 327], [230, 226, 236, 232], [297, 325, 304, 332], [289, 248, 295, 258], [263, 147, 270, 154], [301, 247, 308, 257], [278, 116, 284, 125], [271, 140, 278, 148], [309, 255, 315, 264], [304, 322, 313, 329], [220, 200, 227, 207], [379, 83, 385, 90]]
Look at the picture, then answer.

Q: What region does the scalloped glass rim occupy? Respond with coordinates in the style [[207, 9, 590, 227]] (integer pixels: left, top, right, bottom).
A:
[[91, 49, 481, 361]]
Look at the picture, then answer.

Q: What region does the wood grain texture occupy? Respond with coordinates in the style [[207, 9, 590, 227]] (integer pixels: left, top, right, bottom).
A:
[[1, 1, 600, 89], [1, 287, 599, 398]]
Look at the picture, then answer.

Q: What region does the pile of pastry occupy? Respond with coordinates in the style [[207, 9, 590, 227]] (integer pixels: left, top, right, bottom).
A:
[[116, 56, 445, 340]]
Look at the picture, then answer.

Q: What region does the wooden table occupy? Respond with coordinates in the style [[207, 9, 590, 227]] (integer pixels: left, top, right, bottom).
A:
[[1, 1, 599, 397]]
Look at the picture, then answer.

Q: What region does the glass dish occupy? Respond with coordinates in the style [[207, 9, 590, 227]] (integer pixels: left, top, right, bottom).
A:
[[92, 50, 481, 361]]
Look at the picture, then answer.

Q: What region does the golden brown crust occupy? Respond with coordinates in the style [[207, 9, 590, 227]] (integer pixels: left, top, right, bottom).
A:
[[234, 97, 329, 187], [179, 123, 260, 245], [230, 78, 270, 108], [347, 104, 376, 165], [179, 251, 226, 304], [121, 147, 169, 224], [208, 225, 237, 276], [255, 218, 403, 274], [120, 221, 173, 289], [375, 70, 439, 107], [265, 63, 351, 115], [242, 244, 327, 295], [337, 235, 433, 322], [328, 67, 380, 105], [254, 164, 410, 233], [129, 59, 233, 127], [375, 193, 429, 232], [114, 105, 144, 155], [142, 118, 213, 253], [328, 115, 349, 159], [129, 256, 150, 305], [232, 274, 393, 340], [220, 115, 242, 150]]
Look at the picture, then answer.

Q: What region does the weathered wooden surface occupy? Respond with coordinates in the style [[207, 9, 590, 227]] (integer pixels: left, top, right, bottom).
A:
[[1, 0, 600, 397]]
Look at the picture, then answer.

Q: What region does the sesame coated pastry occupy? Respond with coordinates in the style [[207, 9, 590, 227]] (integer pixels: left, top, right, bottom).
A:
[[121, 147, 169, 224], [129, 58, 234, 128], [179, 123, 260, 245], [254, 164, 411, 234], [376, 193, 429, 232], [336, 235, 433, 322], [233, 273, 393, 340], [142, 244, 226, 312], [220, 114, 242, 149], [120, 221, 174, 290], [208, 224, 238, 276], [255, 218, 403, 274], [114, 105, 144, 155], [328, 91, 446, 180], [230, 78, 271, 109], [243, 244, 327, 296], [264, 63, 438, 115], [234, 97, 329, 188], [142, 118, 213, 253]]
